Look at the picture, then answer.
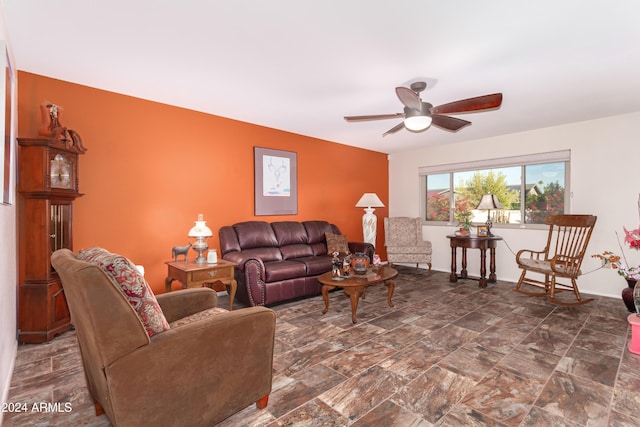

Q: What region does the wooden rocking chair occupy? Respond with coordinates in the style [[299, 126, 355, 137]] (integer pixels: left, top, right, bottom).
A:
[[514, 214, 597, 306]]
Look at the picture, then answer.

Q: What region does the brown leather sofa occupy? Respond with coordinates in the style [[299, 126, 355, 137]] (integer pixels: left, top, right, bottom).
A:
[[219, 220, 374, 306], [51, 248, 276, 427]]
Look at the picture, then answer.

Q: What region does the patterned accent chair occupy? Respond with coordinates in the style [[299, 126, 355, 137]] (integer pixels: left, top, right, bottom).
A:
[[384, 217, 432, 270]]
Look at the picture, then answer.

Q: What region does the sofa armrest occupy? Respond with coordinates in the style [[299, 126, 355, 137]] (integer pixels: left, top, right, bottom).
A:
[[222, 251, 249, 270], [223, 252, 269, 276], [243, 259, 267, 306], [222, 255, 267, 306], [105, 307, 276, 427], [155, 288, 218, 323]]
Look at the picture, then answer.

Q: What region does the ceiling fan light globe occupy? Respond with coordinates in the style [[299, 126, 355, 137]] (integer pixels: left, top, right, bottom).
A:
[[404, 115, 432, 132]]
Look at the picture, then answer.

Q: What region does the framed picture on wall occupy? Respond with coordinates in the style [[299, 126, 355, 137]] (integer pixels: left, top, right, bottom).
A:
[[254, 147, 298, 215]]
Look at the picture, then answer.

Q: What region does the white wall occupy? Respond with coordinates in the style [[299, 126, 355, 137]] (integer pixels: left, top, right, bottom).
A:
[[0, 5, 17, 423], [389, 111, 640, 300]]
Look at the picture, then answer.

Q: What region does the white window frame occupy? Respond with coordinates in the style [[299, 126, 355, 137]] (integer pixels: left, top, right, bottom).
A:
[[419, 150, 571, 229]]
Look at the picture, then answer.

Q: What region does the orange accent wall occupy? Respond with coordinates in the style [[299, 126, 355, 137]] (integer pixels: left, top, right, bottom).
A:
[[17, 72, 388, 294]]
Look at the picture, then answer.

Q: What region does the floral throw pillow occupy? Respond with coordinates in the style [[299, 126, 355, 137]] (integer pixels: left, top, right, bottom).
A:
[[325, 232, 349, 255], [76, 247, 170, 337]]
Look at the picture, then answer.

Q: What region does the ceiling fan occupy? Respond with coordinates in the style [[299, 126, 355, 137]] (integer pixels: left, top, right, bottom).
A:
[[344, 82, 503, 136]]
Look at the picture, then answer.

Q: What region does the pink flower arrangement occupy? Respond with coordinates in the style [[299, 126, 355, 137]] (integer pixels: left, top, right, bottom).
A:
[[624, 226, 640, 249]]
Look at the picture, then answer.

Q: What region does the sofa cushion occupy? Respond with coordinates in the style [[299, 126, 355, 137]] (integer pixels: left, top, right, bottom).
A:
[[264, 260, 308, 282], [272, 221, 309, 246], [303, 221, 335, 244], [241, 247, 283, 263], [234, 221, 278, 249], [280, 244, 314, 260], [219, 226, 242, 253], [326, 232, 349, 255], [76, 247, 170, 337], [294, 256, 333, 276]]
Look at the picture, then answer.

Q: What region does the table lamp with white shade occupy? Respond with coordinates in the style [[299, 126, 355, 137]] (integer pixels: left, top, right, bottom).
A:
[[355, 193, 385, 246], [188, 214, 213, 263]]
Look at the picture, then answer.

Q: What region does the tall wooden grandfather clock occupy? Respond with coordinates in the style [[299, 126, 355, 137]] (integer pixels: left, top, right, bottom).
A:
[[17, 131, 86, 343]]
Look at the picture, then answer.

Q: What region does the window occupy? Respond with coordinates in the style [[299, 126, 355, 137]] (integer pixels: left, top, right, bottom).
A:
[[420, 151, 569, 226]]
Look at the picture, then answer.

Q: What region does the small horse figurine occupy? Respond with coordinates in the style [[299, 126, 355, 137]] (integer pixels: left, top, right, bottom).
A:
[[172, 243, 192, 261]]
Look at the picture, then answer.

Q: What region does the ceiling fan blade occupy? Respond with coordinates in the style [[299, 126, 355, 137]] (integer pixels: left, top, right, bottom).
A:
[[382, 122, 405, 137], [344, 113, 404, 122], [431, 114, 472, 131], [395, 87, 422, 111], [431, 93, 503, 115]]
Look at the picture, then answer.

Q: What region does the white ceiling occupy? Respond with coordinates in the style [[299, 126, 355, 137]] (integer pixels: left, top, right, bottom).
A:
[[3, 0, 640, 154]]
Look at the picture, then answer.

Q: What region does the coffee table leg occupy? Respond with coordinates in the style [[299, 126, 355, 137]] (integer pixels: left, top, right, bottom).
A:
[[385, 279, 395, 308], [322, 284, 335, 315], [349, 288, 362, 324], [341, 287, 363, 324]]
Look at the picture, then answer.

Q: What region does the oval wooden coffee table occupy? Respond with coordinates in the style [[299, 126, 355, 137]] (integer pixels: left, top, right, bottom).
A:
[[318, 266, 398, 324]]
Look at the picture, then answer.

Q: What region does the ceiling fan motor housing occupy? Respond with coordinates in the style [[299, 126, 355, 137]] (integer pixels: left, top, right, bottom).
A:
[[404, 102, 433, 132]]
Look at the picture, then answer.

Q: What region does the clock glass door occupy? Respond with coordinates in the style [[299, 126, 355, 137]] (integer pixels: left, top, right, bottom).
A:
[[50, 203, 71, 271]]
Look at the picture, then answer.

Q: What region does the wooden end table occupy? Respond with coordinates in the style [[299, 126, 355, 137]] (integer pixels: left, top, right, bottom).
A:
[[447, 234, 502, 288], [165, 259, 237, 310], [318, 266, 398, 324]]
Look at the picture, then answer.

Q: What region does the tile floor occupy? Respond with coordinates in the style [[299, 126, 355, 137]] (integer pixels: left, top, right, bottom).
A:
[[4, 267, 640, 426]]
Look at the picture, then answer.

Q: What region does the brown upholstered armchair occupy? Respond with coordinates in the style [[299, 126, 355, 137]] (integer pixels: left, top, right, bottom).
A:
[[51, 248, 276, 427], [384, 217, 432, 270]]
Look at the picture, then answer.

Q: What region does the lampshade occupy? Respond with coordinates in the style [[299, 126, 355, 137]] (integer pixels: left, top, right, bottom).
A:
[[188, 214, 213, 238], [355, 193, 385, 208], [476, 194, 503, 210]]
